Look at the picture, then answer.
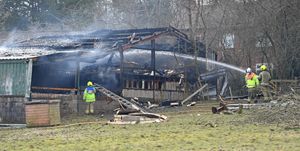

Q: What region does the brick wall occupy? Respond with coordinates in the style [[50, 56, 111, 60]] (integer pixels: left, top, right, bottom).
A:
[[78, 96, 119, 115], [0, 94, 120, 124], [31, 93, 120, 116], [31, 93, 77, 116]]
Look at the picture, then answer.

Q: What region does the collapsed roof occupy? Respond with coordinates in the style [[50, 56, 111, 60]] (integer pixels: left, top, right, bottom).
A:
[[1, 26, 225, 95]]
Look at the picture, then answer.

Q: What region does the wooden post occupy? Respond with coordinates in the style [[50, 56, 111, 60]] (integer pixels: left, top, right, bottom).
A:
[[119, 45, 124, 91], [184, 65, 188, 98], [75, 52, 80, 113], [25, 59, 33, 99], [206, 84, 210, 101], [229, 86, 233, 100], [151, 39, 156, 102]]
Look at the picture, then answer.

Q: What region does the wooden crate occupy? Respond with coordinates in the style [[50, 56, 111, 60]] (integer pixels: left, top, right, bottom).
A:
[[25, 100, 60, 127]]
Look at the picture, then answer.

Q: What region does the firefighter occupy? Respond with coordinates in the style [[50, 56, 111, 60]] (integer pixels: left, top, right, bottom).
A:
[[83, 81, 96, 114], [258, 65, 272, 101], [245, 67, 259, 103]]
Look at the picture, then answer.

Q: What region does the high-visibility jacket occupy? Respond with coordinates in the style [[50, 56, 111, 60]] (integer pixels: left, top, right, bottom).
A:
[[258, 71, 271, 85], [83, 86, 96, 102], [245, 73, 259, 88]]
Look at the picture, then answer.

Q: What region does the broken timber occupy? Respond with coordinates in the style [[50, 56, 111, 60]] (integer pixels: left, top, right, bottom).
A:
[[94, 83, 147, 113], [181, 84, 208, 105], [94, 83, 167, 124], [212, 96, 270, 114], [225, 103, 268, 109], [108, 113, 167, 125]]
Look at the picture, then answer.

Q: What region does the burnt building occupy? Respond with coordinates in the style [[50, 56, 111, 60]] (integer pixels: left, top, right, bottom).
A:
[[21, 26, 216, 99], [0, 26, 227, 123]]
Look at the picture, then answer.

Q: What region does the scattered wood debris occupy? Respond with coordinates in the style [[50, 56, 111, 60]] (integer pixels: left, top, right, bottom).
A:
[[108, 112, 167, 124], [211, 96, 243, 114]]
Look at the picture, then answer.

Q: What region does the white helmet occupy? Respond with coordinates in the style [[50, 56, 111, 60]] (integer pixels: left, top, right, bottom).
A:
[[246, 67, 252, 73]]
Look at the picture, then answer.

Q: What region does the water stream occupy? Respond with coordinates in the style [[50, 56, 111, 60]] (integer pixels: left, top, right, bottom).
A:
[[125, 49, 246, 73]]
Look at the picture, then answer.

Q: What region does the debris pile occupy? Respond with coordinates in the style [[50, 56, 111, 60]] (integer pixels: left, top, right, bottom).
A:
[[246, 93, 300, 128], [93, 83, 167, 124], [108, 112, 167, 124], [211, 96, 244, 114]]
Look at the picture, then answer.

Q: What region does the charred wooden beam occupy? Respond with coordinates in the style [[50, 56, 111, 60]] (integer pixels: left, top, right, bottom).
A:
[[212, 96, 228, 114], [31, 87, 77, 91], [181, 84, 208, 104], [151, 39, 156, 102], [94, 83, 147, 113], [121, 31, 168, 50], [119, 45, 124, 90]]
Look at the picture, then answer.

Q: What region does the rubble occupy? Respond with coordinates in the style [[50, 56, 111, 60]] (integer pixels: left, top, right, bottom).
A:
[[211, 96, 243, 114], [108, 112, 167, 124], [146, 101, 159, 109], [186, 101, 196, 107], [93, 83, 167, 124], [246, 93, 300, 128]]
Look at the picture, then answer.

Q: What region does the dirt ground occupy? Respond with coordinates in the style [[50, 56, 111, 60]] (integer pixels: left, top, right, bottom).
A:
[[0, 101, 300, 151]]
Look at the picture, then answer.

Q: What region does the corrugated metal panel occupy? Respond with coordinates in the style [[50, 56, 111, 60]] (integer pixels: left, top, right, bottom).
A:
[[0, 56, 36, 60], [0, 59, 32, 96]]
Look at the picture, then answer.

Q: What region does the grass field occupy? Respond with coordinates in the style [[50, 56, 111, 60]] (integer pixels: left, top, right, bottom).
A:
[[1, 104, 300, 151]]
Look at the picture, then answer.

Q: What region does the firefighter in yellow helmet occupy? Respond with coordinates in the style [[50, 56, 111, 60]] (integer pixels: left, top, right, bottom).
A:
[[83, 81, 96, 114], [245, 67, 259, 103], [258, 65, 272, 101]]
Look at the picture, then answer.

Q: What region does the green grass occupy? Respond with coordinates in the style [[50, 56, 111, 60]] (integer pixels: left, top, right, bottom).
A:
[[0, 111, 300, 151]]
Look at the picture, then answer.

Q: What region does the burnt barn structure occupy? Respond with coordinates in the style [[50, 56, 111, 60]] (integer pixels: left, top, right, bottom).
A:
[[27, 27, 224, 100], [12, 26, 227, 98], [27, 26, 206, 93], [0, 26, 228, 123]]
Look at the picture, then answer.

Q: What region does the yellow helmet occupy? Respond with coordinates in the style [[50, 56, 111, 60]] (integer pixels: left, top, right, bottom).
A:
[[260, 65, 267, 71], [87, 81, 93, 86]]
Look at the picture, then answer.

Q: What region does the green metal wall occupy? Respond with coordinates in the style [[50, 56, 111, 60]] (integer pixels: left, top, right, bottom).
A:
[[0, 59, 32, 96]]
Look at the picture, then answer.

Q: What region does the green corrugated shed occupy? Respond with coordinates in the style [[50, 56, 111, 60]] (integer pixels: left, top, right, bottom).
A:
[[0, 57, 33, 97]]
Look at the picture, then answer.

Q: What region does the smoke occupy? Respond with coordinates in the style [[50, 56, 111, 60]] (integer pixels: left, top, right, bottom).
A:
[[0, 28, 17, 47]]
